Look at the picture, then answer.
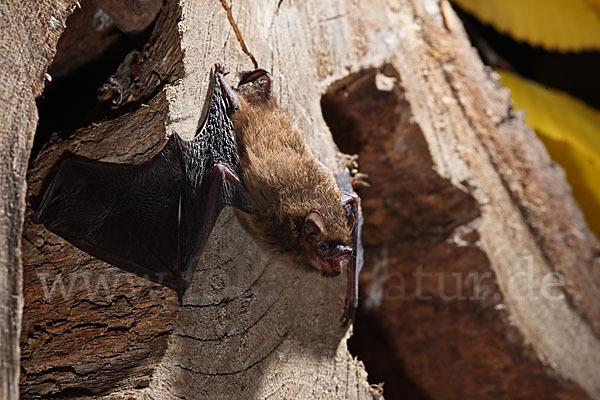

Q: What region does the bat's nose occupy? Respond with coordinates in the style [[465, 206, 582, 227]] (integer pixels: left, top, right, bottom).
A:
[[337, 245, 352, 256]]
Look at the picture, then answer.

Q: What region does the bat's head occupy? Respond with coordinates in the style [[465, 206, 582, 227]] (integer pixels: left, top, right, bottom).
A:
[[301, 211, 352, 276]]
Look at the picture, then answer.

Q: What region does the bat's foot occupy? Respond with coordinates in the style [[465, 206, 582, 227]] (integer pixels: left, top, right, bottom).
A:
[[237, 69, 273, 101], [351, 172, 370, 188], [341, 153, 359, 171], [339, 153, 370, 188]]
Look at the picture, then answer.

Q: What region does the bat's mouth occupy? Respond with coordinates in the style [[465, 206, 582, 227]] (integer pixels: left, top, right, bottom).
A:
[[313, 254, 349, 277], [328, 257, 344, 275]]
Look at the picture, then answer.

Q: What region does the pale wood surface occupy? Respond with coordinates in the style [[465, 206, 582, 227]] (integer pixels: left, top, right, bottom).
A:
[[0, 1, 79, 399], [10, 0, 600, 399], [341, 1, 600, 397]]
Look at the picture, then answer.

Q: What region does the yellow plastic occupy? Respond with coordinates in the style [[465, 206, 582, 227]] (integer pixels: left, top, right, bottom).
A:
[[498, 70, 600, 237], [452, 0, 600, 51]]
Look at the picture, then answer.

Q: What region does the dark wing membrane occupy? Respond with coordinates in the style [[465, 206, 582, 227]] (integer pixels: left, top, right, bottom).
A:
[[33, 66, 251, 298], [335, 170, 364, 326], [175, 70, 251, 290], [33, 135, 184, 290], [335, 169, 364, 277]]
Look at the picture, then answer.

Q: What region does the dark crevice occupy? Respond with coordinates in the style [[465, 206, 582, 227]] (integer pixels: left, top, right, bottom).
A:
[[322, 66, 482, 400], [32, 1, 157, 159], [106, 325, 132, 332], [71, 322, 109, 330], [41, 386, 97, 399], [27, 365, 79, 377], [351, 308, 431, 400]]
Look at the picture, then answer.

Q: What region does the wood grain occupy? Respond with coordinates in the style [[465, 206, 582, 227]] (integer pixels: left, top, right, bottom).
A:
[[10, 0, 600, 399], [0, 1, 79, 399]]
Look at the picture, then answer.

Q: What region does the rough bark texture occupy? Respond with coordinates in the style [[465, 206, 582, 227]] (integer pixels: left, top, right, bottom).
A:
[[20, 0, 376, 399], [324, 2, 600, 399], [0, 1, 79, 399], [13, 0, 600, 400], [96, 0, 162, 33]]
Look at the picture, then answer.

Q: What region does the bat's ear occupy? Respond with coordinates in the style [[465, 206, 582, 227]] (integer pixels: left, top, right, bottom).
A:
[[303, 210, 325, 242]]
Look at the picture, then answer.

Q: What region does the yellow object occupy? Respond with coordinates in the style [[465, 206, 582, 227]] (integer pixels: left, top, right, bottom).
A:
[[498, 70, 600, 237], [452, 0, 600, 51]]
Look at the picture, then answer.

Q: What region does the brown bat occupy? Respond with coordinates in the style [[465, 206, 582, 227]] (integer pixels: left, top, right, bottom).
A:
[[33, 65, 363, 325]]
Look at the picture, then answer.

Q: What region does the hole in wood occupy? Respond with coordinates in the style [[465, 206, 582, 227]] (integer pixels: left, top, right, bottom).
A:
[[33, 1, 156, 158], [322, 63, 594, 399], [21, 1, 180, 398], [322, 66, 501, 400]]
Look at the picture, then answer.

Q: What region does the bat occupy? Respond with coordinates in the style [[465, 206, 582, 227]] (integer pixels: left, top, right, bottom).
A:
[[33, 65, 363, 326]]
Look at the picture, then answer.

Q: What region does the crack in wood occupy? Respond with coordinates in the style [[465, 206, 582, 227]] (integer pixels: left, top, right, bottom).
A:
[[173, 337, 285, 376], [183, 260, 267, 307], [177, 282, 286, 342]]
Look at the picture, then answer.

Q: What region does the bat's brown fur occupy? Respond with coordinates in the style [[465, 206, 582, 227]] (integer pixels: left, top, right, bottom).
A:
[[233, 82, 350, 268]]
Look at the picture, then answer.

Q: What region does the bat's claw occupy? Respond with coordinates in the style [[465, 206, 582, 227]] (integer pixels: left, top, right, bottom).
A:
[[340, 153, 359, 170], [339, 153, 369, 188], [214, 63, 229, 76], [351, 172, 370, 188]]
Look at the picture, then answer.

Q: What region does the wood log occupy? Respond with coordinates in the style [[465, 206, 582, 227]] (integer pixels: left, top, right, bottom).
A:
[[7, 0, 599, 399], [0, 1, 80, 399], [20, 0, 374, 398], [327, 2, 600, 399]]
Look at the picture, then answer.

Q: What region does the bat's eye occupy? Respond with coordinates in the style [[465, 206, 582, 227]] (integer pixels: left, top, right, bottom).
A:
[[320, 244, 328, 251]]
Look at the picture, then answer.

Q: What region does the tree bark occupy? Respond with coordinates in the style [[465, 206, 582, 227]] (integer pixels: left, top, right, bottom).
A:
[[0, 1, 79, 399], [324, 1, 600, 399], [21, 0, 375, 398], [13, 0, 600, 400]]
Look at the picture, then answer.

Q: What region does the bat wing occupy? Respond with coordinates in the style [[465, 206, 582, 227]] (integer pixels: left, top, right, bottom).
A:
[[33, 66, 251, 297], [336, 170, 364, 326], [32, 135, 185, 290], [174, 68, 252, 294]]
